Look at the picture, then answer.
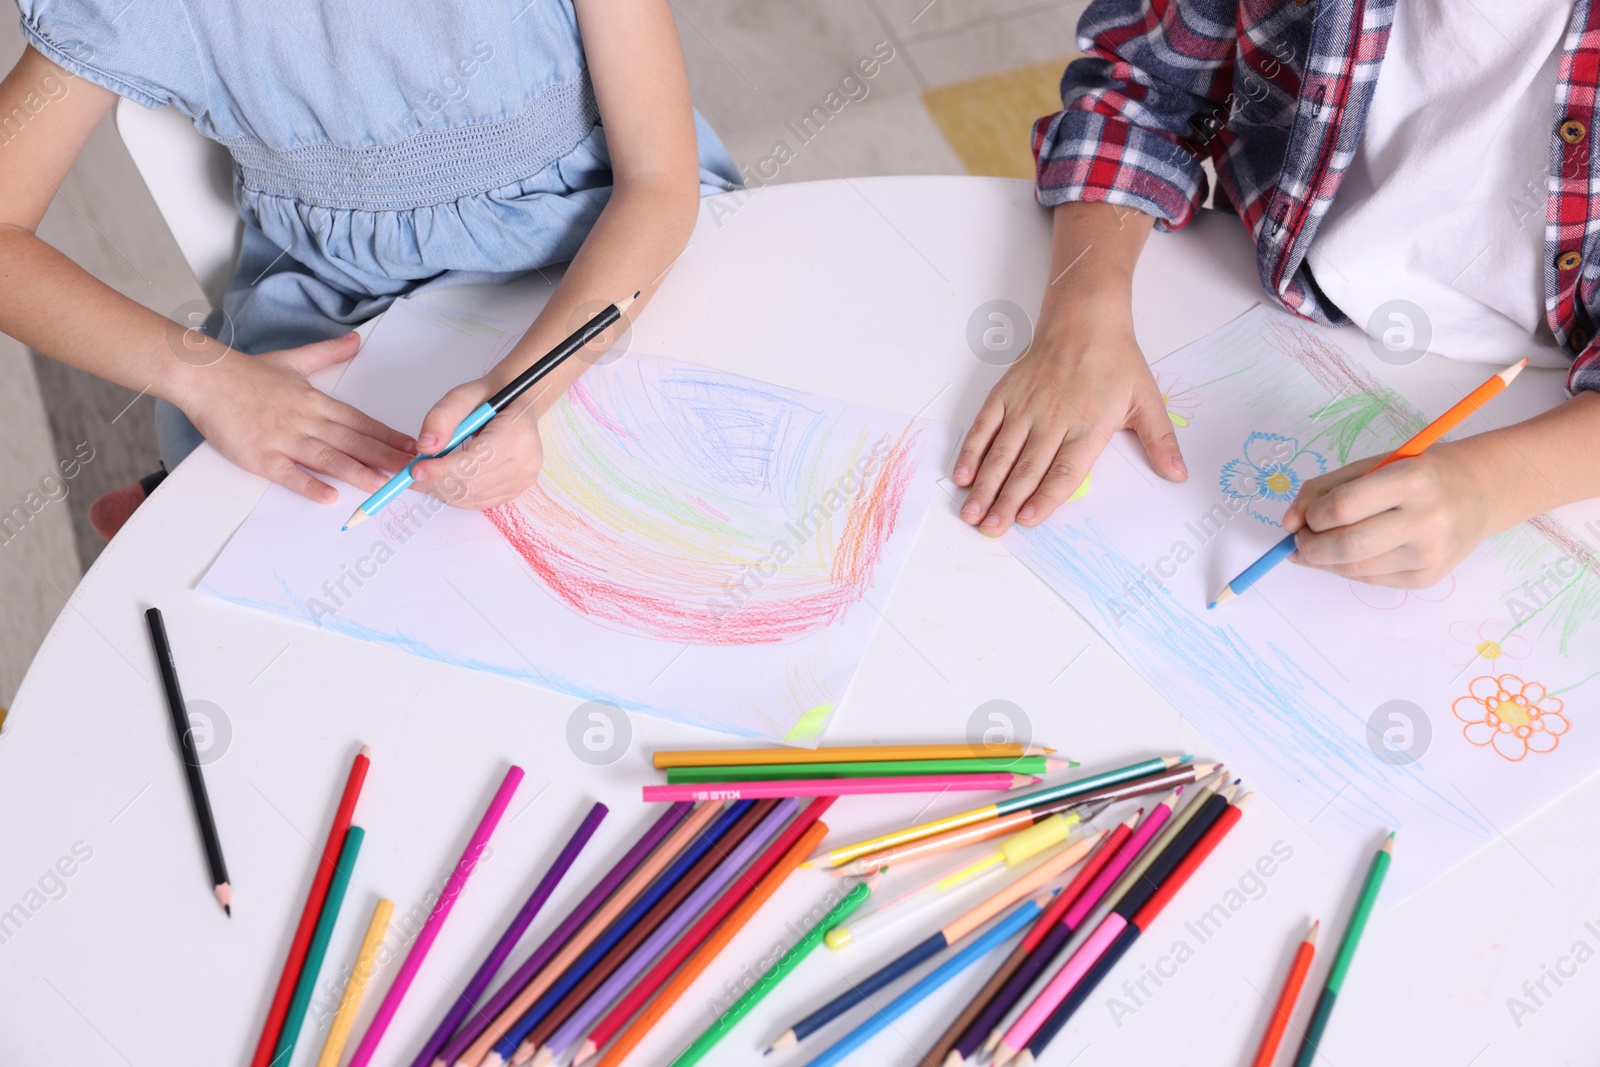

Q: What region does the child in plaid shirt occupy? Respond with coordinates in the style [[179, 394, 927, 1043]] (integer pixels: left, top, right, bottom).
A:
[[954, 0, 1600, 590]]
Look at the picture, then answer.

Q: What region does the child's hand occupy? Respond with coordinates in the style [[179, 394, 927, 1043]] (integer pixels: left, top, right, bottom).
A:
[[1283, 440, 1501, 588], [952, 322, 1186, 535], [411, 378, 543, 509], [188, 332, 417, 503]]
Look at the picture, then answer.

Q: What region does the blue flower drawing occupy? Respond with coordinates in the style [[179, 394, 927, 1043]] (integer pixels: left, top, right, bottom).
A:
[[1219, 432, 1328, 526]]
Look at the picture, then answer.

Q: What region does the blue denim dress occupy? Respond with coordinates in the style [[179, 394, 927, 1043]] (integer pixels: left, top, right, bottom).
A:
[[17, 0, 741, 467]]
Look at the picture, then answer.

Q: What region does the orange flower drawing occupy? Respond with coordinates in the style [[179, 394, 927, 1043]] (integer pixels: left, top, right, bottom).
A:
[[1157, 372, 1202, 427], [1452, 674, 1568, 762]]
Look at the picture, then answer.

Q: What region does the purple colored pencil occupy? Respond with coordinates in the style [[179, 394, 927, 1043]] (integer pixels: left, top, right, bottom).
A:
[[541, 798, 800, 1059], [435, 801, 693, 1066], [409, 801, 609, 1067]]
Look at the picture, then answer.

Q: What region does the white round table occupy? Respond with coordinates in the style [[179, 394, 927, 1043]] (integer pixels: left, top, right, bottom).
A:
[[1, 177, 1586, 1067]]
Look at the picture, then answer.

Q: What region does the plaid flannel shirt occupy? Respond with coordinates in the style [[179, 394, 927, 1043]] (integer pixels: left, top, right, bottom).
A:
[[1034, 0, 1600, 395]]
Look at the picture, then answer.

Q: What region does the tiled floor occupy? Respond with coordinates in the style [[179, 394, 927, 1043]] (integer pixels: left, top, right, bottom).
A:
[[0, 0, 1085, 706]]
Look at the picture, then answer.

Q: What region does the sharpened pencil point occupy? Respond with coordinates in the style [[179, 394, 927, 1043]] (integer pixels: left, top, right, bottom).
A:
[[528, 1046, 553, 1067], [571, 1041, 597, 1067], [215, 883, 232, 915], [992, 1042, 1018, 1067], [343, 506, 369, 529], [765, 1031, 797, 1054], [1209, 585, 1236, 609], [1307, 918, 1320, 944], [944, 1051, 965, 1067]]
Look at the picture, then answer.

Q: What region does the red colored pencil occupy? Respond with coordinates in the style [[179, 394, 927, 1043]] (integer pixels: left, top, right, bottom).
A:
[[1249, 920, 1319, 1067], [250, 745, 371, 1067], [570, 797, 837, 1065]]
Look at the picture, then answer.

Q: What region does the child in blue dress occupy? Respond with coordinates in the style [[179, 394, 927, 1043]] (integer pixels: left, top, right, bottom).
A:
[[0, 0, 739, 529]]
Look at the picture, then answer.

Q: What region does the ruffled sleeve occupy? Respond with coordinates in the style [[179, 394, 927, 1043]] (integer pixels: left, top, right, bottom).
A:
[[16, 0, 208, 112]]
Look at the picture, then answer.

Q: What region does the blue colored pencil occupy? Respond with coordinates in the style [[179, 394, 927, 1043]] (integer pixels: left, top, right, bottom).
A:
[[802, 897, 1045, 1067], [487, 800, 756, 1062]]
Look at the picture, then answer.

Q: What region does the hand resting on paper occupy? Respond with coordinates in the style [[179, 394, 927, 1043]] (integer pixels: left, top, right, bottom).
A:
[[188, 332, 418, 504], [953, 202, 1187, 536]]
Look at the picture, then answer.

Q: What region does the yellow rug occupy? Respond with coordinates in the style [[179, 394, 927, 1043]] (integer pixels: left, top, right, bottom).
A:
[[923, 57, 1077, 179]]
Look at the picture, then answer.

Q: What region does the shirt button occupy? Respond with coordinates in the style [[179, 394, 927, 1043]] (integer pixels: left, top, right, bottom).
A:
[[1571, 328, 1590, 353], [1558, 250, 1583, 271], [1560, 118, 1588, 144]]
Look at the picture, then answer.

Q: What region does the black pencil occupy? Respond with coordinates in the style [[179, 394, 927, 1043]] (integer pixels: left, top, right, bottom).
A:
[[144, 607, 231, 916]]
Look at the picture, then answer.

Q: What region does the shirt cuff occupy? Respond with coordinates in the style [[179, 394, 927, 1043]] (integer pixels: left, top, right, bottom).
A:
[[1032, 109, 1206, 231]]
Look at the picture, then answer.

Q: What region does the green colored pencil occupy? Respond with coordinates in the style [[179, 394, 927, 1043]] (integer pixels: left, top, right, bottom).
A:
[[1291, 832, 1393, 1067], [273, 825, 365, 1067], [667, 876, 876, 1067], [665, 756, 1052, 784]]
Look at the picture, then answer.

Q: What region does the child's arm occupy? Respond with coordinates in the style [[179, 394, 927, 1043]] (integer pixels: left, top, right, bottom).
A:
[[951, 201, 1185, 534], [0, 48, 415, 501], [409, 0, 703, 509], [1284, 391, 1600, 587]]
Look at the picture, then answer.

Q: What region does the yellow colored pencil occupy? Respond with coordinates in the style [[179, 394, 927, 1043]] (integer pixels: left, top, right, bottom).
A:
[[316, 897, 393, 1067], [652, 743, 1052, 769]]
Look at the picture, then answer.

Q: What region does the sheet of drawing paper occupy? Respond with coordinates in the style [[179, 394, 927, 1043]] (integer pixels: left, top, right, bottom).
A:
[[200, 299, 955, 743], [994, 305, 1600, 897]]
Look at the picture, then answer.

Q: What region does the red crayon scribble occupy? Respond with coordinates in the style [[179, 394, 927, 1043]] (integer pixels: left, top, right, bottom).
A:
[[487, 428, 922, 646]]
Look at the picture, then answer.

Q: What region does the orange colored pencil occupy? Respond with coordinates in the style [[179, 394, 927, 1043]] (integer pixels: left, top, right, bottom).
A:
[[456, 801, 725, 1067], [592, 819, 829, 1067], [1249, 920, 1319, 1067]]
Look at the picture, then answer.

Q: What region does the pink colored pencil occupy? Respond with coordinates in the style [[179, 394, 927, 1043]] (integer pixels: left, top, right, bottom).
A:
[[346, 765, 524, 1067], [641, 772, 1036, 803]]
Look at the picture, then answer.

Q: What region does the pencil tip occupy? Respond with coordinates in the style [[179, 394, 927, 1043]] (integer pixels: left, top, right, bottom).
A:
[[359, 744, 372, 759], [224, 904, 231, 916], [343, 506, 369, 529], [766, 1031, 797, 1054], [1308, 918, 1320, 943]]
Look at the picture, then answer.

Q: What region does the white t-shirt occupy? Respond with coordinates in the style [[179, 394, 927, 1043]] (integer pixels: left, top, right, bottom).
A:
[[1308, 0, 1574, 367]]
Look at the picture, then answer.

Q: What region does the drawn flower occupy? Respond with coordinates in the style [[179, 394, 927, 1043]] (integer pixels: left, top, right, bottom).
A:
[[1443, 619, 1531, 668], [1218, 433, 1327, 526], [1347, 573, 1456, 611], [1157, 373, 1202, 428], [1453, 674, 1568, 762]]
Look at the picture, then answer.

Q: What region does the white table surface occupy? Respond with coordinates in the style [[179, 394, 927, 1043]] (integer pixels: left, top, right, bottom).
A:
[[2, 177, 1592, 1067]]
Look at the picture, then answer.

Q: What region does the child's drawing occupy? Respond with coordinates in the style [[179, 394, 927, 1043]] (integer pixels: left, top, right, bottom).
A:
[[1443, 619, 1531, 668], [997, 305, 1600, 896], [201, 300, 954, 743], [1453, 674, 1568, 762], [1158, 372, 1203, 427], [1218, 432, 1327, 526], [1348, 573, 1456, 611]]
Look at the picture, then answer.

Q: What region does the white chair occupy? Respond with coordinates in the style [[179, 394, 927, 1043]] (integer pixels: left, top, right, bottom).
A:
[[112, 97, 241, 305]]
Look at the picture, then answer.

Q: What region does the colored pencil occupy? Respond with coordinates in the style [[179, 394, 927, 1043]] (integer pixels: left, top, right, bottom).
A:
[[981, 790, 1185, 1056], [1250, 921, 1320, 1067], [274, 826, 365, 1066], [1210, 359, 1528, 607], [348, 765, 524, 1067], [823, 810, 1085, 951], [453, 801, 721, 1067], [250, 745, 372, 1067], [346, 294, 637, 529], [440, 804, 694, 1067], [665, 756, 1052, 783], [767, 829, 1104, 1053], [410, 802, 608, 1067], [830, 797, 1110, 878], [653, 743, 1053, 769], [144, 607, 231, 916], [1014, 793, 1252, 1065], [535, 800, 801, 1065], [811, 755, 1192, 868], [505, 800, 778, 1065], [666, 876, 877, 1067], [993, 784, 1233, 1064], [642, 772, 1035, 803], [981, 769, 1226, 1056], [1291, 832, 1394, 1067], [317, 897, 393, 1067], [574, 799, 836, 1067], [805, 896, 1046, 1067], [923, 826, 1126, 1067]]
